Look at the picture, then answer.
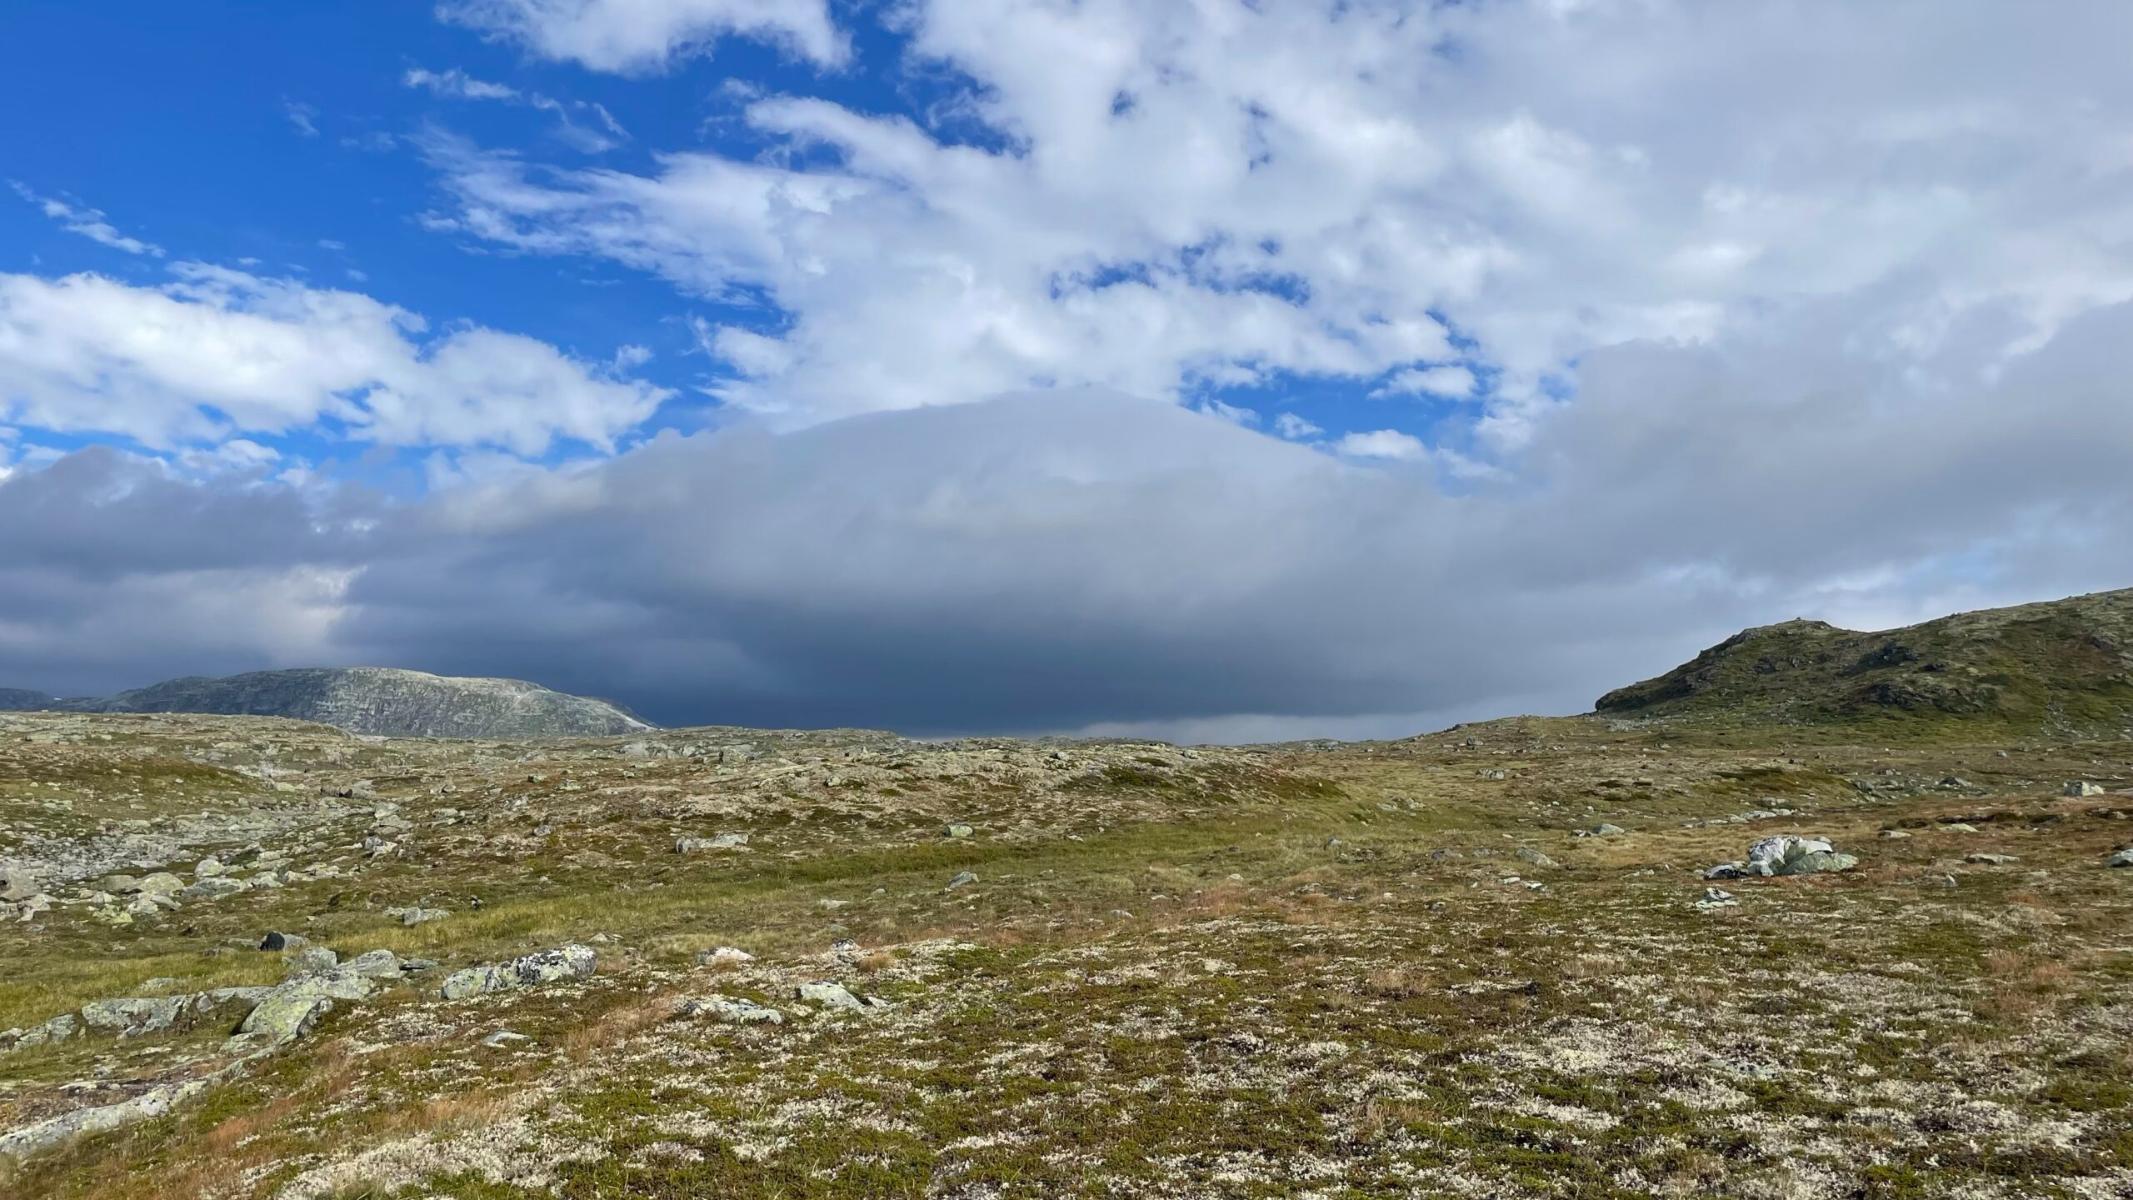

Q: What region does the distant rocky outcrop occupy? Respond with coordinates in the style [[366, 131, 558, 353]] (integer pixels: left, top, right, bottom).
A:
[[0, 668, 651, 739], [1597, 587, 2133, 734]]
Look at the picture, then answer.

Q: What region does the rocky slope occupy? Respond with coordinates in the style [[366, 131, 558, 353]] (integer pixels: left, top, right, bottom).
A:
[[2, 709, 2129, 1197], [1597, 586, 2133, 734], [0, 668, 651, 739]]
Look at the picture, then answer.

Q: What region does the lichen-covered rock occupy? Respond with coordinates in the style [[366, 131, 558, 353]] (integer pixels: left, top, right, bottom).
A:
[[795, 981, 868, 1011], [1743, 835, 1857, 877], [680, 995, 784, 1024], [285, 946, 340, 978], [440, 965, 510, 1001], [440, 944, 597, 1000], [675, 833, 748, 853], [238, 972, 375, 1044], [344, 949, 403, 978], [79, 996, 186, 1037]]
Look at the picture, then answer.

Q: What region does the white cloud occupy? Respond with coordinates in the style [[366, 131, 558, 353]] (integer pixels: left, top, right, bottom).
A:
[[403, 66, 631, 152], [0, 265, 669, 454], [1374, 365, 1476, 399], [1331, 429, 1427, 462], [438, 0, 846, 73], [416, 0, 2133, 463], [283, 100, 320, 138], [404, 67, 520, 103], [10, 183, 162, 256], [1272, 412, 1322, 440]]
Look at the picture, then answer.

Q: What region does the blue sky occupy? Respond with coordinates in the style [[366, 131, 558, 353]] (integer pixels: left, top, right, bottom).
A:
[[2, 1, 2130, 737], [0, 1, 1482, 489]]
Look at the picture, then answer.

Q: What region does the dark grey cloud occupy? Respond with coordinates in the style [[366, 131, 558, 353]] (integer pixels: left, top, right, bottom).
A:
[[3, 300, 2130, 737]]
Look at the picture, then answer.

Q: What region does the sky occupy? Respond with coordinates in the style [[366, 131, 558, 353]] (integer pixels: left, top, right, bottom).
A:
[[2, 0, 2131, 740]]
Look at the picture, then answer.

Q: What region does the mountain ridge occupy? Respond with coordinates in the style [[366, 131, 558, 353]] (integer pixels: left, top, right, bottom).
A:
[[0, 667, 652, 739]]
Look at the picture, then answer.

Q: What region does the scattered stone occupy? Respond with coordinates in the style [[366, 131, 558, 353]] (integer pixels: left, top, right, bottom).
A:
[[134, 872, 185, 896], [793, 981, 887, 1012], [1477, 768, 1508, 781], [3, 1013, 79, 1051], [946, 870, 979, 890], [675, 833, 749, 853], [2064, 781, 2106, 797], [697, 946, 755, 968], [1589, 823, 1628, 837], [194, 856, 226, 878], [1513, 848, 1557, 869], [481, 1029, 533, 1048], [680, 995, 785, 1025], [385, 906, 449, 926], [1, 867, 44, 903], [1878, 829, 1911, 840], [0, 1073, 220, 1166], [1965, 853, 2018, 866], [944, 823, 975, 839], [96, 873, 142, 894], [2106, 848, 2133, 868], [1942, 823, 1980, 833], [180, 876, 249, 901], [1694, 887, 1739, 911]]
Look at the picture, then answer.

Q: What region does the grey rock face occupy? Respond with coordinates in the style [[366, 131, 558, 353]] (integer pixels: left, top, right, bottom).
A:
[[65, 667, 652, 739]]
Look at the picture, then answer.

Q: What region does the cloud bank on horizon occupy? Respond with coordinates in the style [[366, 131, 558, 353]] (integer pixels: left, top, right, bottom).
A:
[[1, 0, 2130, 739]]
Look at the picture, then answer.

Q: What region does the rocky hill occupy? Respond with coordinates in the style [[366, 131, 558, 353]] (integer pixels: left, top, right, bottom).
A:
[[0, 668, 651, 739], [1597, 586, 2133, 733]]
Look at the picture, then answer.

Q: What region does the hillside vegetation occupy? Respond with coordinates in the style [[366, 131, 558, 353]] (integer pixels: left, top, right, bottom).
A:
[[1597, 587, 2133, 736]]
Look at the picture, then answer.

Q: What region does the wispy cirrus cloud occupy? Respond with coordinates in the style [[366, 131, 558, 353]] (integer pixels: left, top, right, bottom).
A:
[[10, 183, 162, 256]]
